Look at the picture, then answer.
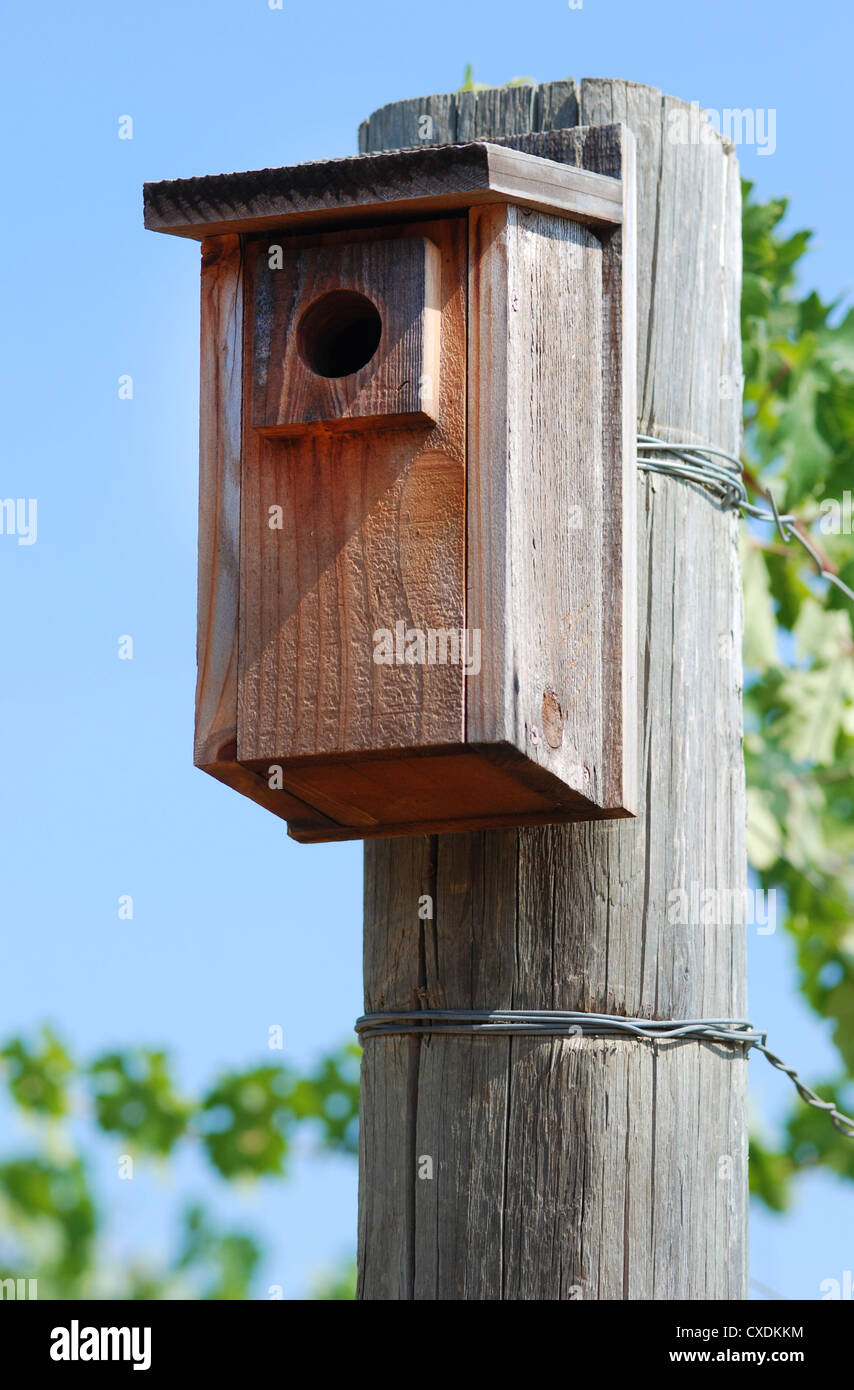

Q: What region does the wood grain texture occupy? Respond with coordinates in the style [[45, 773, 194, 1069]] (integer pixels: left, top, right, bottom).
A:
[[196, 197, 635, 837], [193, 235, 343, 827], [237, 218, 467, 767], [195, 234, 242, 771], [251, 235, 440, 434], [466, 134, 636, 813], [357, 83, 579, 152], [267, 159, 638, 834], [143, 140, 622, 240], [359, 80, 747, 1301], [183, 135, 635, 837]]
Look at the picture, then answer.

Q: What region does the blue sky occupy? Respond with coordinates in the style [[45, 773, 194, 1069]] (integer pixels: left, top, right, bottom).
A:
[[0, 0, 852, 1299]]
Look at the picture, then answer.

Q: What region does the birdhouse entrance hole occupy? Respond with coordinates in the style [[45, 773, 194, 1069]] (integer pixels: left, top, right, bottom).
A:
[[297, 290, 383, 379]]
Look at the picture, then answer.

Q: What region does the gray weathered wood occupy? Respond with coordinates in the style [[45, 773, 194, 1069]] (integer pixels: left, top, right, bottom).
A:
[[358, 79, 747, 1301], [466, 124, 636, 815]]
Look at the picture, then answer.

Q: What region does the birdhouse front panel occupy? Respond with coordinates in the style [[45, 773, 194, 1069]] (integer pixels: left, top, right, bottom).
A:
[[238, 217, 468, 772], [250, 233, 442, 435], [144, 130, 637, 840]]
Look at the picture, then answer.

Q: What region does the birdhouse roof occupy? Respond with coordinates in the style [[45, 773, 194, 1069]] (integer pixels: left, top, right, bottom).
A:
[[143, 139, 623, 240]]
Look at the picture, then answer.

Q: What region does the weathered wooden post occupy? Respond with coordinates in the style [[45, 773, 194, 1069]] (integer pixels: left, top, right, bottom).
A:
[[357, 79, 746, 1300], [143, 72, 746, 1301]]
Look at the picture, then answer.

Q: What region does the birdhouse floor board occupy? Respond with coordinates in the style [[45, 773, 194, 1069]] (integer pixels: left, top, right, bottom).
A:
[[260, 750, 559, 827], [199, 755, 341, 832], [231, 742, 626, 842]]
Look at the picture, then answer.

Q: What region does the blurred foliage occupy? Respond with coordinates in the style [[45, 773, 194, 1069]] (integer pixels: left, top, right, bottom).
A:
[[0, 1027, 359, 1298], [200, 1066, 293, 1178], [458, 65, 548, 93], [175, 1206, 261, 1302], [458, 63, 490, 93], [309, 1258, 359, 1301], [1, 1028, 73, 1118], [90, 1050, 189, 1154], [741, 180, 854, 1209]]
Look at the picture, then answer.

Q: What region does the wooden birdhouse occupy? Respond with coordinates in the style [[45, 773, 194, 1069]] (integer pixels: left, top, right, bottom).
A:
[[144, 129, 637, 841]]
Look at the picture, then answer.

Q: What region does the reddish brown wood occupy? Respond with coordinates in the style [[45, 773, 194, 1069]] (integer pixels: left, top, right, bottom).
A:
[[237, 218, 468, 771], [159, 134, 637, 841], [251, 234, 441, 435]]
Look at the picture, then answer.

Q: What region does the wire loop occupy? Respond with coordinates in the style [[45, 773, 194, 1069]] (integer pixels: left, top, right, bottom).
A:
[[355, 1008, 854, 1139], [637, 434, 854, 605], [354, 437, 854, 1142]]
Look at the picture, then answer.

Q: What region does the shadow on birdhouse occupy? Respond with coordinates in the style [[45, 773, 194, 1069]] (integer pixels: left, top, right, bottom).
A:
[[144, 131, 637, 841]]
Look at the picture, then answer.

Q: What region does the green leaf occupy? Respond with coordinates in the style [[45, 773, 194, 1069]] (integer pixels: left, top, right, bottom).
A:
[[746, 785, 784, 869], [0, 1157, 96, 1284], [1, 1028, 73, 1118], [88, 1050, 190, 1155], [773, 601, 854, 764], [748, 1137, 794, 1211], [309, 1258, 357, 1300], [741, 538, 778, 669], [284, 1044, 360, 1155], [176, 1205, 261, 1301], [199, 1066, 293, 1178], [458, 64, 489, 93], [778, 372, 834, 506]]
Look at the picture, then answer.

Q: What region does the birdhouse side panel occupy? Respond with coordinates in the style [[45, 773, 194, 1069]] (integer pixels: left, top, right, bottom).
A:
[[466, 199, 635, 815]]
